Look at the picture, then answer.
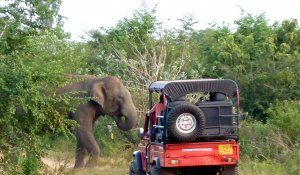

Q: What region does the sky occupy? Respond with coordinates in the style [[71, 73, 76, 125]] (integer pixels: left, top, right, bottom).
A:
[[59, 0, 300, 40]]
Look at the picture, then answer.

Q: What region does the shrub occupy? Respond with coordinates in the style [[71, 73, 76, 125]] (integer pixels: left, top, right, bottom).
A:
[[283, 146, 300, 175], [266, 101, 300, 143], [240, 120, 291, 160], [94, 117, 139, 157], [0, 32, 83, 174]]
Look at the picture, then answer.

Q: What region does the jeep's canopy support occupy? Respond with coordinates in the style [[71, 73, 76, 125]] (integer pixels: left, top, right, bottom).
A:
[[149, 79, 238, 101]]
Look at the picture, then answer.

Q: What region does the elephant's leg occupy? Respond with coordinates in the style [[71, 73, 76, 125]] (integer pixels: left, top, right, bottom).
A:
[[74, 124, 101, 168], [84, 124, 101, 167], [74, 104, 101, 168], [74, 141, 87, 169]]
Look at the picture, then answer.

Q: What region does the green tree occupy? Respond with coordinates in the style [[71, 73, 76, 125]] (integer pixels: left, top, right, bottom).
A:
[[87, 7, 200, 88], [195, 13, 300, 120], [267, 101, 300, 143], [0, 1, 86, 173], [0, 31, 87, 174], [0, 0, 66, 54]]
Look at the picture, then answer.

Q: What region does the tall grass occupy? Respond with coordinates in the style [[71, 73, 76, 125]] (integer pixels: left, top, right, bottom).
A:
[[239, 159, 287, 175], [240, 103, 300, 175]]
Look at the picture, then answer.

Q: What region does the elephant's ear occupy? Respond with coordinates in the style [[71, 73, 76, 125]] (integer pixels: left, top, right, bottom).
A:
[[90, 81, 105, 109]]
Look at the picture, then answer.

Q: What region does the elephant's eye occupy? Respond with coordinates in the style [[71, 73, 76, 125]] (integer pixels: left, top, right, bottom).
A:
[[118, 93, 125, 102], [116, 96, 123, 108]]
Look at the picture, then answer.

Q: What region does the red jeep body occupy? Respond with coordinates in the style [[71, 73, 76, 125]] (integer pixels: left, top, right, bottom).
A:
[[139, 141, 239, 170], [130, 79, 240, 175]]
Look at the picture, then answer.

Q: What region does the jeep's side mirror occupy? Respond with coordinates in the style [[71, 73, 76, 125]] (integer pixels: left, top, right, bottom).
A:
[[138, 128, 144, 139]]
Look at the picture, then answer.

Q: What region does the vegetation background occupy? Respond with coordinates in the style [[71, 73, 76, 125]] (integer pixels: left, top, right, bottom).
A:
[[0, 0, 299, 174]]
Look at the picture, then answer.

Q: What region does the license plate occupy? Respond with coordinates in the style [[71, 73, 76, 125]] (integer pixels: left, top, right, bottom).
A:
[[218, 144, 233, 155]]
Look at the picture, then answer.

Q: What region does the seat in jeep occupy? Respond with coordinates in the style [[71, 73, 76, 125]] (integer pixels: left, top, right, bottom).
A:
[[196, 92, 237, 137]]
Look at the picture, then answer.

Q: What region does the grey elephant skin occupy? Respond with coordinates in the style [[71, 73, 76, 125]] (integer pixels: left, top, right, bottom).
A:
[[56, 75, 137, 168]]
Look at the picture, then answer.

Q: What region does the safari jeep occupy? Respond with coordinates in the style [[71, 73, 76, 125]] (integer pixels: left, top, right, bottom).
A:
[[130, 79, 240, 175]]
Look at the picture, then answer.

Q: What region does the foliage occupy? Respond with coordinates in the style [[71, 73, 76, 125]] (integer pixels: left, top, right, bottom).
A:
[[0, 31, 84, 174], [283, 146, 300, 175], [240, 119, 300, 175], [239, 159, 287, 175], [267, 101, 300, 143], [94, 117, 139, 156], [195, 13, 300, 120], [0, 0, 67, 54], [240, 120, 291, 161], [86, 7, 160, 87], [87, 7, 198, 88]]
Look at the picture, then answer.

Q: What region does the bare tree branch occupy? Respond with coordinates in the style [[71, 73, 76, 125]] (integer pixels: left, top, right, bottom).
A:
[[0, 22, 8, 40]]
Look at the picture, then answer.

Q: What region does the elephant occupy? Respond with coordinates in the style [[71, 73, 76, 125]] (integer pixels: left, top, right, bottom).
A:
[[56, 75, 137, 168]]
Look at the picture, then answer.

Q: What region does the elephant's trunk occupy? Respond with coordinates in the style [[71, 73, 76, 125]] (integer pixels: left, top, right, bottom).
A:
[[114, 106, 137, 131]]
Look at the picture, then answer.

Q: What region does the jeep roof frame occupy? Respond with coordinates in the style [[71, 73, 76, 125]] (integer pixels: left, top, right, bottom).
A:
[[148, 79, 239, 101]]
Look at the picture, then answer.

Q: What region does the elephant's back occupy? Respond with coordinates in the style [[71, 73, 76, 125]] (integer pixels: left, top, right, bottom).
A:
[[56, 75, 123, 96], [56, 79, 96, 96]]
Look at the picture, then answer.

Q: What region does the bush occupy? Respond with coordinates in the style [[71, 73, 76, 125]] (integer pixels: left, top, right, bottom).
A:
[[240, 119, 300, 175], [94, 117, 139, 157], [266, 101, 300, 143], [22, 153, 40, 175], [240, 120, 291, 161], [0, 32, 84, 174], [283, 146, 300, 175]]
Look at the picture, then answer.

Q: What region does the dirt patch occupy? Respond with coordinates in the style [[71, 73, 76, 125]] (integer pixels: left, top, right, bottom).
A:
[[41, 155, 130, 175], [41, 157, 73, 170]]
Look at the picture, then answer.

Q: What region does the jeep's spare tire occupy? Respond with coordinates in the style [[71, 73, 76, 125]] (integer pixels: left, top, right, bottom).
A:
[[167, 104, 205, 142]]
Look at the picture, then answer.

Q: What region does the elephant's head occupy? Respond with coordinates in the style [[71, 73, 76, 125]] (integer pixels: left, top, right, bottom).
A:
[[90, 76, 137, 131]]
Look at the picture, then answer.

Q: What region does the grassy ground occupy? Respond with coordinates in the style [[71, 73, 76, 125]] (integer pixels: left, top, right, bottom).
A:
[[43, 152, 293, 175], [65, 157, 129, 175], [239, 160, 288, 175], [42, 154, 129, 175], [42, 146, 131, 175]]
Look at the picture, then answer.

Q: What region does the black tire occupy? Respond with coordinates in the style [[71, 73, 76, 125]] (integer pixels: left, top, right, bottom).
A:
[[222, 165, 239, 175], [129, 161, 145, 175], [150, 165, 164, 175], [167, 103, 205, 142]]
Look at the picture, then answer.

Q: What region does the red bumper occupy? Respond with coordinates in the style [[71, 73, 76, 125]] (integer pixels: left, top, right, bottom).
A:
[[151, 141, 239, 167]]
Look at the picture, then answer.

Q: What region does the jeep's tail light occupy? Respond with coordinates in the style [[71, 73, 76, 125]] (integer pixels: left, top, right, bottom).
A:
[[222, 157, 236, 162], [168, 159, 180, 165]]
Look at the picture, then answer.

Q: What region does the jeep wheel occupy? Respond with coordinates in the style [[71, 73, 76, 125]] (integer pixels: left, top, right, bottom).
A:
[[150, 165, 175, 175], [150, 165, 163, 175], [167, 104, 205, 142], [129, 161, 145, 175]]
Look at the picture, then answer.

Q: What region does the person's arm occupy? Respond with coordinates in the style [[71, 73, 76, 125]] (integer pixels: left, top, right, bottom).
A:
[[146, 104, 157, 115], [143, 115, 149, 135]]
